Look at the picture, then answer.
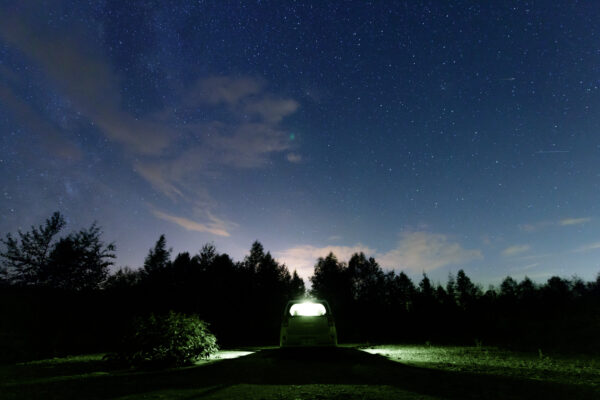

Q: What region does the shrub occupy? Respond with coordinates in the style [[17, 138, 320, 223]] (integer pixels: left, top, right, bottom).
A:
[[108, 311, 218, 367]]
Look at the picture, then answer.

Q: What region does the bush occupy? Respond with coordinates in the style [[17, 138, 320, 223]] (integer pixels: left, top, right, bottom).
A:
[[107, 311, 218, 367]]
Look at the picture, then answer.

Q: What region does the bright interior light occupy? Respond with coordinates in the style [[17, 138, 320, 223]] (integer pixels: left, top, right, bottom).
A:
[[289, 302, 326, 316]]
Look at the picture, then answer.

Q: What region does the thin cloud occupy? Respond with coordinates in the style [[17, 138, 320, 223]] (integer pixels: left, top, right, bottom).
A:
[[0, 15, 173, 155], [186, 77, 298, 124], [152, 209, 232, 237], [519, 221, 551, 232], [502, 244, 531, 257], [205, 122, 292, 168], [286, 153, 302, 163], [1, 17, 297, 165], [517, 253, 553, 261], [520, 217, 591, 232], [377, 232, 483, 272], [188, 76, 263, 106], [244, 97, 299, 123], [134, 80, 299, 200], [0, 81, 82, 161], [508, 262, 540, 272], [521, 262, 540, 270], [276, 244, 376, 280], [134, 162, 185, 201], [1, 12, 301, 239], [278, 232, 482, 279], [559, 217, 591, 226], [574, 242, 600, 253]]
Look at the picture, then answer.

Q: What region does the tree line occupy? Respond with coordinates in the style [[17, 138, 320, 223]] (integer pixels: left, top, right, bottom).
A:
[[1, 212, 599, 361], [309, 252, 600, 352]]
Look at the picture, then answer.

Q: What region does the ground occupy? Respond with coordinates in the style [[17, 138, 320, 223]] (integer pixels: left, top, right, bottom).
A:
[[1, 345, 598, 399]]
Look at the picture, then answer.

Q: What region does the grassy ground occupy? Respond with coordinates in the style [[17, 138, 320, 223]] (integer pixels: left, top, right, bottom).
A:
[[1, 345, 598, 399], [360, 345, 600, 388]]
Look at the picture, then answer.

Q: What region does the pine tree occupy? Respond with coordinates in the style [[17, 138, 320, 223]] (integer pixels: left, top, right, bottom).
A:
[[143, 234, 171, 275]]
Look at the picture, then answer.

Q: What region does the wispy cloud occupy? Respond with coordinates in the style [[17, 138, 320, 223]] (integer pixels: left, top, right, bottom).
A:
[[519, 221, 552, 232], [187, 76, 263, 106], [278, 232, 482, 279], [128, 79, 300, 219], [573, 242, 600, 253], [244, 97, 299, 123], [203, 121, 292, 168], [521, 262, 540, 270], [286, 153, 302, 163], [508, 262, 540, 272], [151, 209, 233, 237], [276, 244, 376, 280], [377, 232, 483, 272], [559, 217, 591, 226], [502, 244, 530, 257], [520, 217, 591, 232], [134, 162, 185, 201], [1, 13, 301, 238], [0, 81, 82, 161], [517, 253, 553, 261], [0, 15, 173, 155]]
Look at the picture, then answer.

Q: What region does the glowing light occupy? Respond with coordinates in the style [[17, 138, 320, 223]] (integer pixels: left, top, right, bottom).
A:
[[289, 302, 326, 316], [211, 350, 254, 360]]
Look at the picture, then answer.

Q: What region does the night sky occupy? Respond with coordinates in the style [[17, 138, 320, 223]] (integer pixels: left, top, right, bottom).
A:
[[2, 1, 600, 286]]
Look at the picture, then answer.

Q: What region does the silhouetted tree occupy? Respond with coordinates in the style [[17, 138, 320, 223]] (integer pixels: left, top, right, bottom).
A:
[[103, 267, 142, 290], [310, 252, 351, 306], [571, 277, 587, 299], [455, 269, 480, 309], [4, 214, 600, 358], [310, 252, 354, 340], [388, 271, 415, 312], [500, 276, 518, 300], [517, 276, 537, 303], [41, 223, 115, 290], [172, 252, 192, 272], [256, 252, 288, 289], [417, 273, 435, 302], [346, 253, 388, 340], [446, 273, 457, 306], [347, 252, 385, 303], [227, 241, 302, 343], [0, 212, 66, 286], [243, 241, 264, 274], [288, 270, 305, 299], [435, 284, 448, 304], [0, 212, 114, 290], [143, 234, 171, 276], [203, 252, 237, 310], [255, 251, 291, 319], [480, 285, 498, 314], [544, 276, 571, 300], [592, 273, 600, 297], [197, 243, 218, 271]]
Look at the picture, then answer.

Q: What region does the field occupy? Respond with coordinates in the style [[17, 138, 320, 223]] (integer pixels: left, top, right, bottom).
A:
[[1, 345, 598, 399]]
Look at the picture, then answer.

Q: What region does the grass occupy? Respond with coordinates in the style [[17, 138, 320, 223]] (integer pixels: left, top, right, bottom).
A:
[[1, 345, 598, 399], [360, 345, 600, 388]]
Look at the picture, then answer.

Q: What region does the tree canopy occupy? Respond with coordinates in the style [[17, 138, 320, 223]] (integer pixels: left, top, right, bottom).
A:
[[0, 212, 114, 290]]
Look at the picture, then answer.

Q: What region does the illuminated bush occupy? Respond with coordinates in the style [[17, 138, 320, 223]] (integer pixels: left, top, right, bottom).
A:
[[109, 311, 218, 367]]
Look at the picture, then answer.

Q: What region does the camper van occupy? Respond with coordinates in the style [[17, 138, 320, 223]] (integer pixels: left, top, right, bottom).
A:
[[279, 299, 338, 347]]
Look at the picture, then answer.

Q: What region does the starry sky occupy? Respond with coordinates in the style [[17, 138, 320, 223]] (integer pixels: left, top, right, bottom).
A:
[[2, 1, 600, 286]]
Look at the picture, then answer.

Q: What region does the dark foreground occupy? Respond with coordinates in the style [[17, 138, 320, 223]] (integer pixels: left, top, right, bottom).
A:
[[1, 346, 598, 399]]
